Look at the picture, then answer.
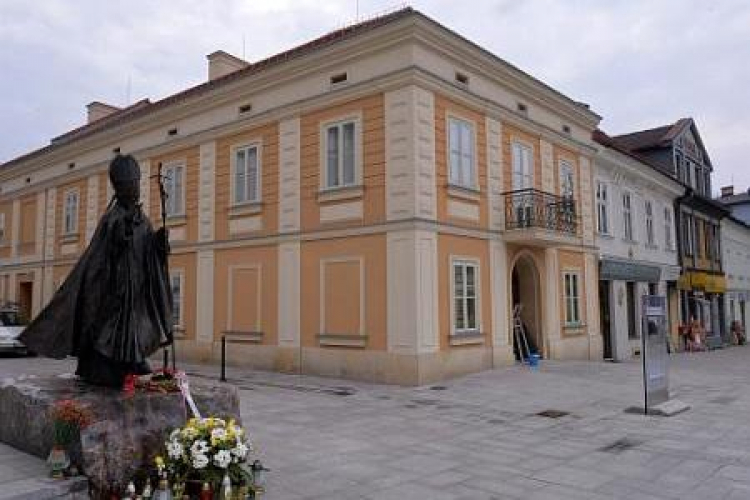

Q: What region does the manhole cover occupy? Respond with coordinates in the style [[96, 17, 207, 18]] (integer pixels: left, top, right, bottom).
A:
[[599, 438, 641, 454], [536, 409, 569, 419], [430, 385, 448, 391]]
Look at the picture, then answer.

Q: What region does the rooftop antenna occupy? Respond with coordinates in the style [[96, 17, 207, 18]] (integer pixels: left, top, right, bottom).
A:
[[242, 34, 246, 60]]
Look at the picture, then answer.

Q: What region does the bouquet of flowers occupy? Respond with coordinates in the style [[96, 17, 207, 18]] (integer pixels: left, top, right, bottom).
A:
[[50, 399, 93, 447], [135, 367, 181, 393], [157, 417, 253, 490]]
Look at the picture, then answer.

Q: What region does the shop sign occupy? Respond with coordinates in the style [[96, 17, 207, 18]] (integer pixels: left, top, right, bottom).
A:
[[600, 260, 660, 282]]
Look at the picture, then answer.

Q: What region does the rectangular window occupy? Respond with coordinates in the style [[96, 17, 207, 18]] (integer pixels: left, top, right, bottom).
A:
[[64, 190, 79, 235], [448, 117, 476, 189], [164, 163, 185, 217], [622, 192, 633, 240], [511, 142, 534, 190], [0, 213, 5, 240], [596, 181, 609, 235], [452, 260, 479, 333], [664, 206, 673, 250], [645, 200, 654, 246], [563, 272, 581, 326], [683, 214, 694, 256], [170, 271, 183, 329], [559, 160, 575, 198], [233, 145, 260, 204], [324, 120, 357, 189]]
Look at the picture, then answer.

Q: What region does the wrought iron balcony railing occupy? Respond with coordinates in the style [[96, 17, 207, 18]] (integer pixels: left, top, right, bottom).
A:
[[503, 188, 577, 235]]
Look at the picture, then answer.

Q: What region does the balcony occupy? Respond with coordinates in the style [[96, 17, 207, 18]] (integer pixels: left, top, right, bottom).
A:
[[502, 189, 579, 246]]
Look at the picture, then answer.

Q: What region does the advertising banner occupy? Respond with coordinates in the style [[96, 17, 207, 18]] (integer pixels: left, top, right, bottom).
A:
[[642, 295, 669, 411]]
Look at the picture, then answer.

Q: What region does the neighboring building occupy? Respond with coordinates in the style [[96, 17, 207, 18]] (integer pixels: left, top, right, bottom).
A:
[[592, 130, 683, 360], [612, 119, 729, 343], [0, 8, 603, 384], [718, 185, 750, 224], [719, 215, 750, 341]]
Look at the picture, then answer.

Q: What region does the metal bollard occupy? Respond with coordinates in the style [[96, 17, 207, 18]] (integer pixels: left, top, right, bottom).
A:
[[220, 335, 227, 382]]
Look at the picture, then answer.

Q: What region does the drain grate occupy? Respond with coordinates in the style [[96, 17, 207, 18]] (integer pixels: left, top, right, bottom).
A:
[[536, 409, 570, 419], [599, 438, 641, 454], [430, 385, 448, 391]]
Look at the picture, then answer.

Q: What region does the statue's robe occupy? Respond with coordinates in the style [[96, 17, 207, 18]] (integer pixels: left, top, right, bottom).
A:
[[20, 200, 173, 387]]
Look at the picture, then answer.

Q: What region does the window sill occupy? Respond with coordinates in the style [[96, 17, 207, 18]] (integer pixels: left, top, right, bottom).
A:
[[228, 202, 263, 218], [621, 238, 638, 245], [449, 331, 484, 346], [446, 184, 480, 202], [597, 233, 614, 240], [165, 215, 187, 227], [222, 330, 263, 343], [61, 233, 79, 244], [563, 323, 586, 336], [317, 333, 367, 348], [317, 185, 364, 203]]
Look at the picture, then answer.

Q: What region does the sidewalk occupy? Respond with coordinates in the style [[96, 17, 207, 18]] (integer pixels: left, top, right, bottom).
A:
[[2, 347, 750, 499]]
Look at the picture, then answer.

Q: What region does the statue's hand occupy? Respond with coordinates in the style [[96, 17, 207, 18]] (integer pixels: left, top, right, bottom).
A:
[[155, 227, 170, 256]]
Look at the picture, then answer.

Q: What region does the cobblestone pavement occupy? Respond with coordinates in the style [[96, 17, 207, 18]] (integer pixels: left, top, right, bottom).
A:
[[2, 347, 750, 499]]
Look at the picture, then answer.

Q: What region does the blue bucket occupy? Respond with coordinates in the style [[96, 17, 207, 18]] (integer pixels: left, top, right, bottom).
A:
[[528, 353, 541, 368]]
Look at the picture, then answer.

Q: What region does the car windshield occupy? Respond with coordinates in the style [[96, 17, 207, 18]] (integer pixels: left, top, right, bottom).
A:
[[0, 311, 25, 326]]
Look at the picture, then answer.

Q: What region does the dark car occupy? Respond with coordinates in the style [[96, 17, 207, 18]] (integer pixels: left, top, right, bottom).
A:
[[0, 304, 30, 355]]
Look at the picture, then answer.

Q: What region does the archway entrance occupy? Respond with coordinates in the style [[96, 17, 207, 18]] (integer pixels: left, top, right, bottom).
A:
[[511, 254, 543, 360]]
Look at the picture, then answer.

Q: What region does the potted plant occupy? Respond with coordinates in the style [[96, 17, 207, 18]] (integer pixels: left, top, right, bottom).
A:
[[48, 399, 93, 478]]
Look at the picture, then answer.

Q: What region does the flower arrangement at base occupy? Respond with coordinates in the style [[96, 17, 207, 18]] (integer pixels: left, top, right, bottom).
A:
[[135, 367, 182, 393], [157, 417, 254, 494], [47, 399, 93, 478]]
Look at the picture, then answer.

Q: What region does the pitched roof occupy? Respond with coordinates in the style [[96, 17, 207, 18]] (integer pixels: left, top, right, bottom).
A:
[[611, 118, 691, 151], [718, 191, 750, 206], [2, 7, 416, 169]]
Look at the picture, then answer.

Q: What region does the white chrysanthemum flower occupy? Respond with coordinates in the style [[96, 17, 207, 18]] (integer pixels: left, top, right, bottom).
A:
[[166, 441, 184, 459], [211, 428, 227, 441], [213, 450, 232, 469], [182, 427, 197, 439], [169, 429, 181, 441], [191, 440, 209, 456], [231, 442, 249, 459], [192, 453, 209, 469]]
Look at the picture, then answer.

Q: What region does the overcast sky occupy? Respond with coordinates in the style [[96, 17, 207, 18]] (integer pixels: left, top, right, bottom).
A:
[[2, 0, 749, 193]]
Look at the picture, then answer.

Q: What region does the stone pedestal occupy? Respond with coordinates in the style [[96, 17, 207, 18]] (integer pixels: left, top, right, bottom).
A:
[[0, 374, 241, 498]]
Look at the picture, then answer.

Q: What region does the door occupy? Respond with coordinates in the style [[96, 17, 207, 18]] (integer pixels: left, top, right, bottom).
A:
[[511, 142, 534, 226], [18, 281, 32, 323], [599, 280, 613, 360], [627, 282, 637, 340]]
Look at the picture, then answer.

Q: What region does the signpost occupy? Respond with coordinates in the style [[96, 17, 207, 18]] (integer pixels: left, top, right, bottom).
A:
[[641, 295, 669, 414]]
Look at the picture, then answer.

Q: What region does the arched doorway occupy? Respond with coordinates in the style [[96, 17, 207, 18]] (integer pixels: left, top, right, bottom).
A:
[[511, 254, 543, 360]]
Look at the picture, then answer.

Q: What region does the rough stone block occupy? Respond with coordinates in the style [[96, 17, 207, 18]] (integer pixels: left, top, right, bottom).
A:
[[0, 374, 241, 497]]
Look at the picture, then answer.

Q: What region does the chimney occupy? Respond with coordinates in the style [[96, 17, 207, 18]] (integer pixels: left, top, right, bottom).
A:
[[87, 101, 121, 124], [207, 50, 249, 81], [721, 185, 734, 198]]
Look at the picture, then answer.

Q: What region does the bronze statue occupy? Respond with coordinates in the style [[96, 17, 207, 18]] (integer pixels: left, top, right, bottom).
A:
[[20, 155, 173, 388]]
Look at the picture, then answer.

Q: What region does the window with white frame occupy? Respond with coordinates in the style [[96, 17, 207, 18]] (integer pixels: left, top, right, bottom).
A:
[[622, 192, 633, 240], [563, 272, 581, 326], [664, 206, 674, 250], [559, 160, 575, 198], [683, 213, 694, 256], [452, 260, 479, 334], [324, 119, 357, 189], [596, 181, 609, 235], [164, 163, 185, 217], [645, 200, 655, 246], [448, 117, 476, 189], [64, 190, 79, 235], [170, 271, 183, 329], [511, 142, 534, 190], [233, 144, 260, 204]]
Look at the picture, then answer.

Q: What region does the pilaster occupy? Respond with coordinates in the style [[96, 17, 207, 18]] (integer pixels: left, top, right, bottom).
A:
[[489, 238, 513, 365], [385, 86, 436, 221], [386, 229, 439, 354], [278, 241, 301, 347], [195, 250, 215, 343], [85, 175, 99, 242], [579, 155, 595, 246], [10, 200, 19, 259], [544, 247, 562, 357], [198, 143, 216, 242], [486, 118, 504, 231], [279, 118, 301, 234], [540, 139, 554, 193], [140, 160, 151, 219]]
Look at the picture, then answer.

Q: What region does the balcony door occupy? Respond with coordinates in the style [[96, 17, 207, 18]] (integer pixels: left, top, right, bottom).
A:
[[512, 142, 534, 227]]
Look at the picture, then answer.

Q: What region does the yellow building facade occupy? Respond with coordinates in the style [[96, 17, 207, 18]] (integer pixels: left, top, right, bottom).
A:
[[0, 9, 603, 384]]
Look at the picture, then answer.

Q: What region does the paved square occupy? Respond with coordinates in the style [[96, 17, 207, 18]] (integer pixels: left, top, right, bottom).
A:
[[3, 347, 750, 499]]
